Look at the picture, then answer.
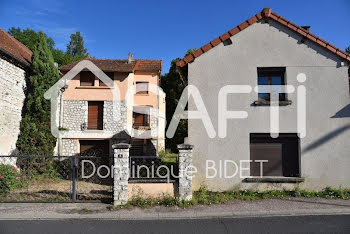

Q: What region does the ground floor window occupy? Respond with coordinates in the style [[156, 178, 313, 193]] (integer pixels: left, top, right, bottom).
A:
[[79, 140, 110, 156], [250, 133, 300, 177]]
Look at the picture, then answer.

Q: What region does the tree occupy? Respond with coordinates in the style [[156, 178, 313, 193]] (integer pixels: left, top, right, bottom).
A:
[[8, 27, 54, 52], [161, 49, 196, 152], [346, 46, 350, 77], [66, 31, 87, 57], [16, 32, 60, 155], [8, 28, 88, 67]]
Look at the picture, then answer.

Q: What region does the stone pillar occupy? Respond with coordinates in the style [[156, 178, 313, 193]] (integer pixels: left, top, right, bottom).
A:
[[112, 143, 131, 206], [177, 144, 194, 201]]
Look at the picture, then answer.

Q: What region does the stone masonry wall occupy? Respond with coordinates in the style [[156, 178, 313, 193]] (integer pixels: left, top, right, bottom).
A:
[[113, 143, 130, 206], [103, 101, 128, 135], [0, 57, 26, 157], [62, 100, 88, 131], [178, 144, 194, 201], [61, 139, 77, 156]]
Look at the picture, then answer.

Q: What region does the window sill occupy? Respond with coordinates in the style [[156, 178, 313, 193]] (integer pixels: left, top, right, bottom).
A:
[[243, 176, 304, 183], [252, 100, 292, 106], [76, 86, 113, 89], [133, 126, 151, 130], [135, 93, 149, 96], [84, 129, 104, 132]]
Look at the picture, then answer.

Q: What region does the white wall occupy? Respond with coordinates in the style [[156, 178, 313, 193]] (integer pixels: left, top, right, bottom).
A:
[[188, 20, 350, 191]]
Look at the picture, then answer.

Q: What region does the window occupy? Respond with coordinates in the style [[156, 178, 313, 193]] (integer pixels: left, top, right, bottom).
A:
[[136, 82, 149, 94], [250, 133, 300, 177], [80, 140, 109, 156], [88, 101, 103, 130], [80, 71, 95, 86], [133, 112, 149, 127], [257, 67, 286, 103], [99, 72, 114, 87]]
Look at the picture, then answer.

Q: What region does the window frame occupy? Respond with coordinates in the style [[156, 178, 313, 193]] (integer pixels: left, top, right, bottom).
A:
[[87, 101, 104, 130], [80, 71, 95, 87], [257, 67, 287, 104], [99, 72, 114, 87], [135, 81, 149, 95], [132, 112, 150, 128], [249, 133, 301, 178]]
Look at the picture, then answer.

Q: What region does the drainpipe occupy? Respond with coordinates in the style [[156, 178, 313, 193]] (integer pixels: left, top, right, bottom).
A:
[[58, 82, 68, 156]]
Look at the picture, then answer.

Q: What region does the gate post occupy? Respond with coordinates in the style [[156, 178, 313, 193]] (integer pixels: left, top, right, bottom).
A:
[[177, 144, 194, 201], [112, 143, 131, 206]]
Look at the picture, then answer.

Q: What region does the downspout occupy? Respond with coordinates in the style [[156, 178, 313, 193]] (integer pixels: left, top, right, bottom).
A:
[[57, 79, 68, 156]]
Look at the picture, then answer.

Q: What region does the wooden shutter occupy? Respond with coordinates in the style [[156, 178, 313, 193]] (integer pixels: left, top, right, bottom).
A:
[[80, 71, 95, 86], [133, 113, 144, 127], [250, 143, 283, 176], [88, 102, 103, 130], [99, 72, 114, 86]]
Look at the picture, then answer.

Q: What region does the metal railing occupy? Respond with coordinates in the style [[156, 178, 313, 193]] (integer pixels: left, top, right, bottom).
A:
[[0, 155, 113, 203]]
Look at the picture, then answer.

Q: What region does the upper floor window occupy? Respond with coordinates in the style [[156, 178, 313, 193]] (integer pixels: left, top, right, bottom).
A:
[[88, 101, 103, 130], [136, 82, 149, 94], [99, 72, 114, 87], [133, 112, 149, 128], [257, 67, 286, 103], [80, 71, 95, 86]]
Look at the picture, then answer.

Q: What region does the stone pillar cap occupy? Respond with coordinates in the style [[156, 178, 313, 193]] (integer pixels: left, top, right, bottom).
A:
[[112, 143, 131, 149], [177, 144, 194, 150]]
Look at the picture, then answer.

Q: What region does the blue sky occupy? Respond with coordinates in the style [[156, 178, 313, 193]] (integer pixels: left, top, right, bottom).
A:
[[1, 0, 349, 73]]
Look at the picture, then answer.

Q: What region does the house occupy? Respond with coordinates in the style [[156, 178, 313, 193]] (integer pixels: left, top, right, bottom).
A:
[[177, 8, 350, 191], [0, 29, 32, 158], [56, 55, 165, 157]]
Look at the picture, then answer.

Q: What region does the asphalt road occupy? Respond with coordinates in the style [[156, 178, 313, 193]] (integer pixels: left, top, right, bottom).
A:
[[1, 215, 349, 233]]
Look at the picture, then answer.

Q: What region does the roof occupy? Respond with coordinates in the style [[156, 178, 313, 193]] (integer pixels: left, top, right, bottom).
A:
[[177, 8, 350, 67], [0, 28, 32, 66], [59, 57, 162, 72]]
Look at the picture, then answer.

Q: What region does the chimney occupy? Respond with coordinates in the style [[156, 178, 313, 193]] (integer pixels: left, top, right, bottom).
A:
[[301, 26, 310, 31], [128, 53, 133, 64]]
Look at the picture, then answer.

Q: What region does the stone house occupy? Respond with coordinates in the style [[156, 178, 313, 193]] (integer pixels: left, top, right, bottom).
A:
[[55, 55, 165, 157], [177, 8, 350, 190], [0, 29, 32, 158]]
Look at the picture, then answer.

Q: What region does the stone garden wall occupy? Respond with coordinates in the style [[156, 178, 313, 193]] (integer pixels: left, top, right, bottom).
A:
[[0, 57, 26, 157]]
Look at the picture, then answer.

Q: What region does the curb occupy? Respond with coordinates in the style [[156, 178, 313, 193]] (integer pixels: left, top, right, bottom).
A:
[[0, 209, 350, 220]]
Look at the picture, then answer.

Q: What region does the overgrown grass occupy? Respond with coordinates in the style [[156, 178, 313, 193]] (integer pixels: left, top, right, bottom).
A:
[[109, 187, 350, 210], [158, 150, 178, 163]]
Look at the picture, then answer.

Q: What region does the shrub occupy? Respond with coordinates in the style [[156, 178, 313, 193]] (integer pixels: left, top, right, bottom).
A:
[[0, 165, 23, 193]]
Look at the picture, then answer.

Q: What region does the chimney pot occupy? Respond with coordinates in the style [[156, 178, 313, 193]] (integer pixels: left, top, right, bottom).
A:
[[128, 53, 133, 64]]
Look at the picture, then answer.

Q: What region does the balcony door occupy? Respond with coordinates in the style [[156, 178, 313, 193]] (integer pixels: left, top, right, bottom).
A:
[[88, 101, 103, 130]]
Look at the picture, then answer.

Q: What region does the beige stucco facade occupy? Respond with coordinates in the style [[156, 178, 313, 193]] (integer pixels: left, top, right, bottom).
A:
[[58, 61, 165, 156]]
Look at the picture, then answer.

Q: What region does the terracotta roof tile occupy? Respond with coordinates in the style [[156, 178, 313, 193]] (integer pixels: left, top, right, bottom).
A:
[[176, 8, 350, 67], [59, 57, 161, 72], [219, 32, 230, 41], [0, 28, 32, 66], [210, 38, 222, 47]]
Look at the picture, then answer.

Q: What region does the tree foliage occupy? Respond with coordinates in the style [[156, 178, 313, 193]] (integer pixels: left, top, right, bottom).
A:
[[16, 32, 60, 155], [8, 27, 87, 67], [347, 46, 350, 77], [8, 27, 54, 52], [66, 31, 87, 57], [161, 49, 195, 151]]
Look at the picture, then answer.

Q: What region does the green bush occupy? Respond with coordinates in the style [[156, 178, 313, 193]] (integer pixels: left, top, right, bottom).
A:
[[0, 165, 23, 193]]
